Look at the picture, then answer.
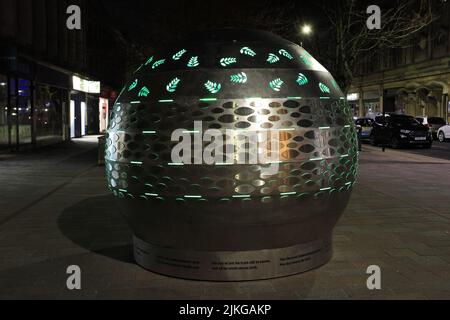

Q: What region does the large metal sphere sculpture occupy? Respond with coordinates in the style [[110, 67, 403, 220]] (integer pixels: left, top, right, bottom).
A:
[[105, 29, 358, 281]]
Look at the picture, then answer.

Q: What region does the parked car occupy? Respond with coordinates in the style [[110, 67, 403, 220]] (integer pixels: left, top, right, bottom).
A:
[[371, 114, 432, 149], [355, 118, 374, 141], [415, 116, 446, 139], [437, 124, 450, 142]]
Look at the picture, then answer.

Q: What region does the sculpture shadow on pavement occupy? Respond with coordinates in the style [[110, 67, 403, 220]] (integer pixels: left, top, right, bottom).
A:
[[58, 195, 134, 264]]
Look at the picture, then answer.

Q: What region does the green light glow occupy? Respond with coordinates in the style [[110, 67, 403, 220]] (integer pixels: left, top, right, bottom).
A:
[[138, 86, 150, 97], [300, 52, 313, 66], [269, 78, 284, 92], [319, 82, 331, 94], [280, 192, 297, 196], [240, 47, 256, 57], [144, 56, 154, 66], [220, 57, 237, 67], [172, 49, 187, 60], [230, 72, 247, 84], [279, 49, 294, 60], [204, 81, 222, 94], [287, 97, 302, 100], [128, 79, 138, 91], [188, 56, 199, 68], [166, 77, 181, 93], [296, 73, 309, 86], [152, 59, 165, 69], [332, 80, 339, 90], [199, 98, 218, 102], [267, 53, 280, 64]]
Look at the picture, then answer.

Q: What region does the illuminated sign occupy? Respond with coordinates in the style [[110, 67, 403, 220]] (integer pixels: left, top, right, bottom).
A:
[[72, 76, 100, 94], [347, 93, 359, 101]]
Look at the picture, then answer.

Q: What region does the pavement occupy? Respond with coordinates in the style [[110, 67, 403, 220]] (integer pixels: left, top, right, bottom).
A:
[[0, 137, 450, 300]]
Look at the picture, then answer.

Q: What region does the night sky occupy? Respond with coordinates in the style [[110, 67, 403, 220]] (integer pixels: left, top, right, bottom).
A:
[[97, 0, 322, 49]]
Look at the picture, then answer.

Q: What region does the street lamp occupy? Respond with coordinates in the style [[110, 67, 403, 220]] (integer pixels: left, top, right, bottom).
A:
[[301, 24, 312, 35], [300, 24, 313, 47]]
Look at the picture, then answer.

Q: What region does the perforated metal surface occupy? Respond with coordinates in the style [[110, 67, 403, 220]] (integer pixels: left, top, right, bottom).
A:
[[105, 29, 358, 280], [105, 98, 357, 201]]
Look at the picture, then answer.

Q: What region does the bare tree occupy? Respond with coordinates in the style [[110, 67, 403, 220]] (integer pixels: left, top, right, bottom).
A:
[[318, 0, 437, 92]]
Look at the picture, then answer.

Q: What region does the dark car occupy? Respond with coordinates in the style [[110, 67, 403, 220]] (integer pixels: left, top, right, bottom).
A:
[[370, 114, 432, 149]]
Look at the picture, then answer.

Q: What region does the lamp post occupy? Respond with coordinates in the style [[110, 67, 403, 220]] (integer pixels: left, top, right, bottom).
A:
[[300, 24, 313, 47]]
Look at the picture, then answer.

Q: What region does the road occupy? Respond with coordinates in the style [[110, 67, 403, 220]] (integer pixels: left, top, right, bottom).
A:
[[364, 141, 450, 161]]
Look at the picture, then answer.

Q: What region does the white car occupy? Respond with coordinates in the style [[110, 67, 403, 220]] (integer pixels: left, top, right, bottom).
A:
[[437, 124, 450, 142]]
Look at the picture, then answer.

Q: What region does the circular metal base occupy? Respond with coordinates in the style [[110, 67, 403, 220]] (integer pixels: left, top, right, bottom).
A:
[[133, 236, 332, 281]]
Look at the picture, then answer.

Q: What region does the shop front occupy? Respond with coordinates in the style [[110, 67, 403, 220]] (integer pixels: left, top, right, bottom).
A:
[[0, 75, 8, 149], [70, 75, 101, 138], [0, 45, 73, 151], [0, 76, 35, 151]]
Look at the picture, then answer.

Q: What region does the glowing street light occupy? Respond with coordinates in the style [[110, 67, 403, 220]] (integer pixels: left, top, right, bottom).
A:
[[299, 24, 313, 47], [301, 24, 313, 36]]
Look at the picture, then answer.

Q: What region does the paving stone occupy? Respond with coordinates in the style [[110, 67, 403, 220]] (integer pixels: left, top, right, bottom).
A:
[[1, 139, 450, 299]]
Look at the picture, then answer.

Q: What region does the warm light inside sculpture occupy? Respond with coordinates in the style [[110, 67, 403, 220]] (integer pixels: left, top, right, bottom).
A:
[[105, 29, 359, 281]]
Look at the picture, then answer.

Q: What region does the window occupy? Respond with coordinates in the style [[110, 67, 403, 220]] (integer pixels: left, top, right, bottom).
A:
[[428, 117, 446, 125], [0, 75, 7, 149], [35, 84, 64, 145]]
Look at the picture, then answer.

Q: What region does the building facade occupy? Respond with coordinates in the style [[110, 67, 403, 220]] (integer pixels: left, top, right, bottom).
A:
[[0, 0, 126, 151], [349, 3, 450, 122]]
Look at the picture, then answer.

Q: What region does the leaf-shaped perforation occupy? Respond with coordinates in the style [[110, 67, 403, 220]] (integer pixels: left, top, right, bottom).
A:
[[230, 72, 248, 84], [152, 59, 165, 69], [240, 47, 256, 57], [269, 78, 284, 92], [187, 56, 200, 68], [220, 57, 237, 67], [296, 73, 309, 86], [319, 82, 331, 94], [144, 56, 154, 66], [204, 81, 222, 94], [279, 49, 294, 60], [166, 78, 181, 93], [267, 53, 280, 64], [300, 52, 313, 66], [128, 79, 138, 91], [172, 49, 187, 60], [138, 86, 150, 97]]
